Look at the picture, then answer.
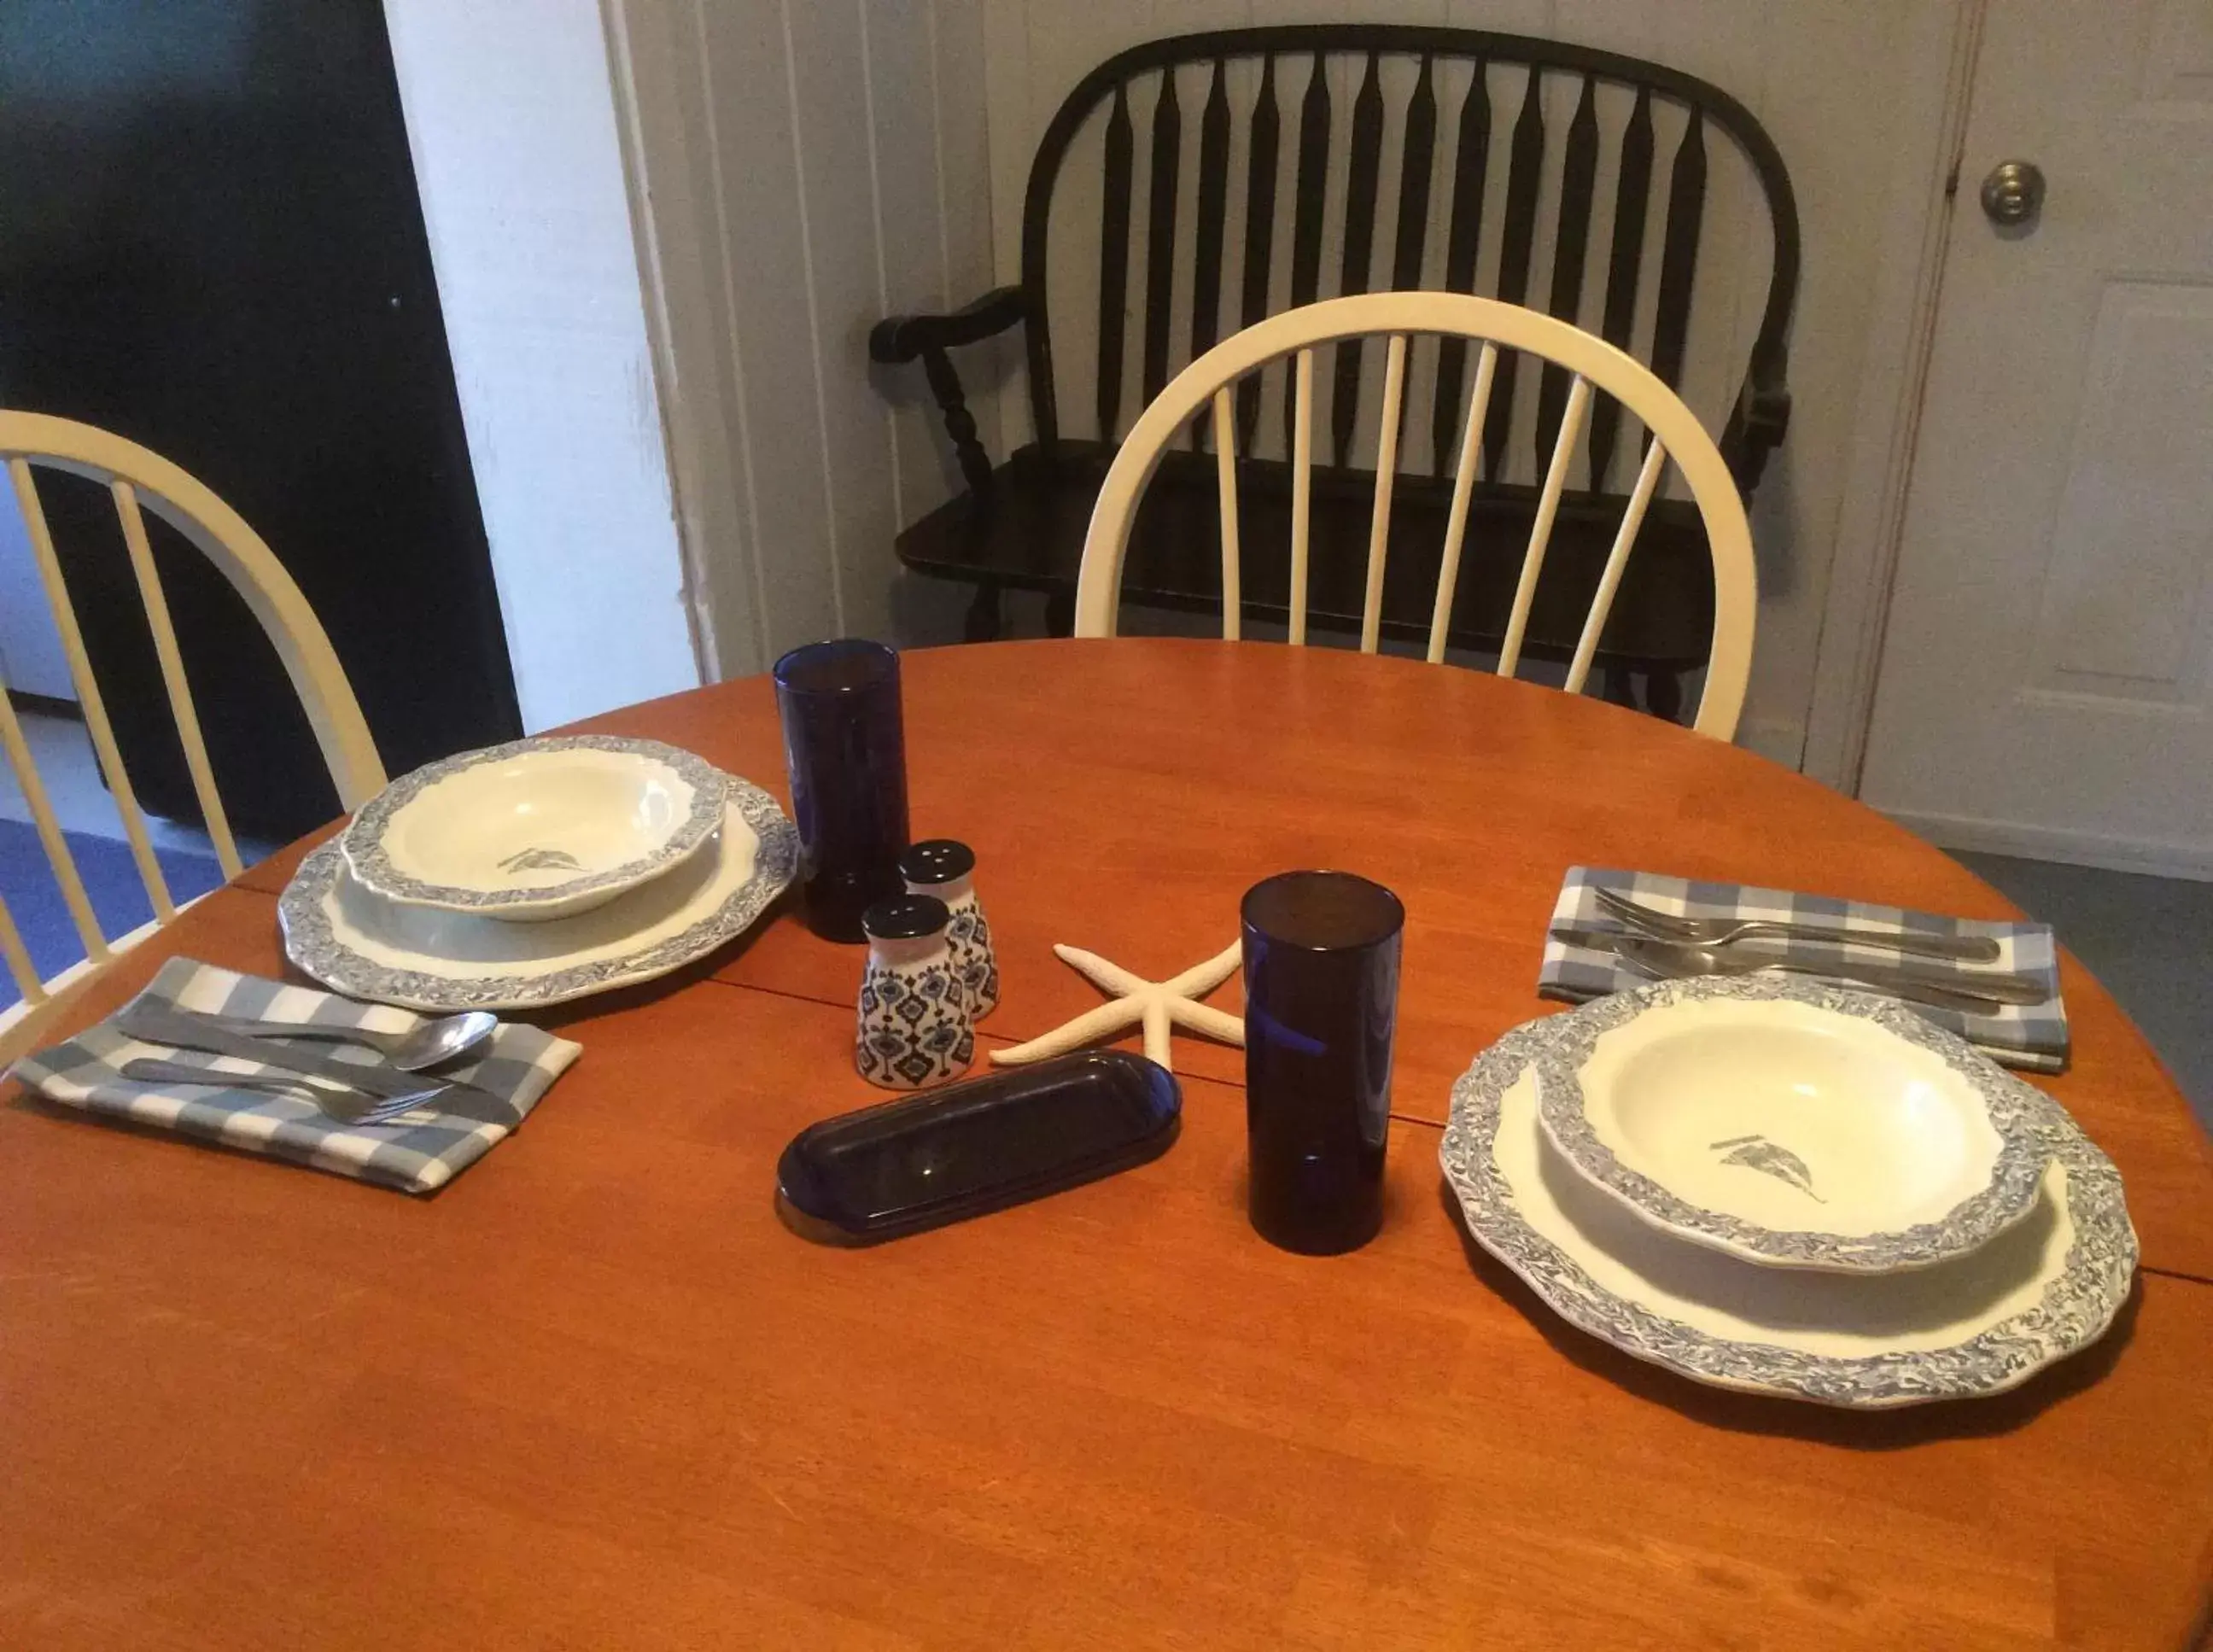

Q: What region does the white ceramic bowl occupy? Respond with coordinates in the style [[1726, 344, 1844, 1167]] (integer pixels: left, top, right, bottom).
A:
[[341, 736, 728, 921], [1533, 977, 2047, 1273], [1440, 1015, 2136, 1408]]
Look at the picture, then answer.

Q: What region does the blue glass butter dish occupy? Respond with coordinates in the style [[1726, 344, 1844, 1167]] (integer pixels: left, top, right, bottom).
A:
[[776, 1051, 1180, 1242]]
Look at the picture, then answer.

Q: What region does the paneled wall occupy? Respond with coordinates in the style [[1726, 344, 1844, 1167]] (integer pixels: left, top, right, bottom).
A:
[[976, 0, 1957, 756], [609, 0, 995, 678], [618, 0, 1953, 761]]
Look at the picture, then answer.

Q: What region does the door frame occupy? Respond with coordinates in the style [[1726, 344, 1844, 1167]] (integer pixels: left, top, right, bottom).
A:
[[597, 0, 765, 682], [1801, 2, 1990, 795]]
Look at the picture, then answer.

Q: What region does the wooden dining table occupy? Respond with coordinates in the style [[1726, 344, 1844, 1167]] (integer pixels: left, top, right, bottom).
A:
[[5, 637, 2212, 1649]]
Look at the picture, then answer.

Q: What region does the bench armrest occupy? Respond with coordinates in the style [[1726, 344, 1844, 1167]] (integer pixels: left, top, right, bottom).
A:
[[869, 287, 1028, 504], [869, 285, 1027, 363], [1721, 345, 1791, 497]]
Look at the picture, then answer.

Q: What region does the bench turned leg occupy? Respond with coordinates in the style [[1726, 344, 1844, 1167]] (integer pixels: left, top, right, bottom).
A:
[[964, 583, 1004, 643], [1642, 670, 1685, 724], [1044, 589, 1075, 639]]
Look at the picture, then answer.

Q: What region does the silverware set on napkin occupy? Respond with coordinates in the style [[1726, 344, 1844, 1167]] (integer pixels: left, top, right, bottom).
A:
[[114, 1000, 517, 1128], [1559, 887, 2047, 1015]]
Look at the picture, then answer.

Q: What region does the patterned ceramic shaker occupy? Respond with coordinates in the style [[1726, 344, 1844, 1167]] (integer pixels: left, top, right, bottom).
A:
[[855, 895, 975, 1089], [901, 839, 997, 1019]]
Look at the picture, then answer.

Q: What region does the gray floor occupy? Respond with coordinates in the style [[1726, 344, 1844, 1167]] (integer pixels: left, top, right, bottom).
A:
[[1958, 851, 2212, 1135]]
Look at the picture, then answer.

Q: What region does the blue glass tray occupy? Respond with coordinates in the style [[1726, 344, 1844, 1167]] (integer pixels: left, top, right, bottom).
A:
[[776, 1050, 1181, 1242]]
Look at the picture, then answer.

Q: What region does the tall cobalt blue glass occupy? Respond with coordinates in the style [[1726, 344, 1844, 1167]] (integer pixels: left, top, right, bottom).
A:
[[774, 639, 910, 942], [1240, 871, 1404, 1254]]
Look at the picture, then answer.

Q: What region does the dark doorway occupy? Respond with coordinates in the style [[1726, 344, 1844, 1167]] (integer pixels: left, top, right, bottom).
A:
[[0, 0, 522, 841]]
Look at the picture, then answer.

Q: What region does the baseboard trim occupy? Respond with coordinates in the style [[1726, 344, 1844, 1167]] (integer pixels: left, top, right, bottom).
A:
[[1880, 808, 2213, 883]]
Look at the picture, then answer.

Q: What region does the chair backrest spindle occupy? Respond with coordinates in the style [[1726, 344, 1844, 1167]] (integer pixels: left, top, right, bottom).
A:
[[9, 457, 176, 924], [0, 884, 41, 1007], [1142, 67, 1182, 409], [1096, 81, 1134, 444], [1288, 347, 1316, 645], [1483, 67, 1549, 482], [1565, 437, 1670, 694], [1189, 61, 1233, 386], [111, 479, 246, 879], [1359, 334, 1410, 653], [1497, 372, 1592, 680], [0, 681, 108, 963], [1212, 390, 1242, 639], [1233, 54, 1280, 458], [1432, 59, 1492, 482], [1329, 53, 1387, 470], [1427, 340, 1499, 663], [1589, 85, 1655, 488]]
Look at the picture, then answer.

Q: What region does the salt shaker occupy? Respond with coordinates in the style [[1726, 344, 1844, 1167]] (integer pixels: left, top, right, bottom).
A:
[[901, 839, 997, 1019], [855, 895, 974, 1089]]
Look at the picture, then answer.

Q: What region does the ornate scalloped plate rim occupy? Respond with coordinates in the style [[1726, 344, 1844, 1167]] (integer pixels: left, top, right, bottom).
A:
[[1442, 1019, 2137, 1409], [1533, 977, 2048, 1274], [284, 779, 796, 1010], [341, 735, 730, 918]]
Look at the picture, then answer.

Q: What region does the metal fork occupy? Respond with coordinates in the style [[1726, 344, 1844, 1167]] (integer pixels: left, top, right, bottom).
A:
[[1593, 885, 2006, 966], [119, 1059, 441, 1126]]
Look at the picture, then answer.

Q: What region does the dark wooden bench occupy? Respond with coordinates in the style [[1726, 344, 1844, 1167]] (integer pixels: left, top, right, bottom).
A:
[[870, 25, 1798, 717]]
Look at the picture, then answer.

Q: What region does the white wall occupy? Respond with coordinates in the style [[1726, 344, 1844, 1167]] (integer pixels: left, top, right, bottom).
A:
[[605, 0, 995, 676], [382, 0, 704, 731], [973, 0, 1959, 763]]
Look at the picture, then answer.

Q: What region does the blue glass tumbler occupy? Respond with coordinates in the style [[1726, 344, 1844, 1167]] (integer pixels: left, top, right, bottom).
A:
[[774, 639, 910, 943], [1241, 871, 1404, 1254]]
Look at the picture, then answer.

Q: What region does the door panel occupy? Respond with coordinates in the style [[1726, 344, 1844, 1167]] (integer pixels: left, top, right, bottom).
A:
[[1859, 0, 2213, 875], [2036, 282, 2213, 695]]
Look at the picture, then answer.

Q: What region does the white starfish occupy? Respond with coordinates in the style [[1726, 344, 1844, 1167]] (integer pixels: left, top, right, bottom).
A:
[[990, 942, 1245, 1072]]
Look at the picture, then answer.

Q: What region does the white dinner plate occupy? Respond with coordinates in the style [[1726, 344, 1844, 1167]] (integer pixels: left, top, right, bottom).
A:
[[1533, 977, 2048, 1273], [1442, 1018, 2135, 1409], [342, 735, 729, 921], [284, 776, 796, 1010]]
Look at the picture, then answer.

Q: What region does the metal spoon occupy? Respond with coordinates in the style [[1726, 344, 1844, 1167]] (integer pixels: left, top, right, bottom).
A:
[[1610, 935, 2016, 1016], [150, 1007, 499, 1071]]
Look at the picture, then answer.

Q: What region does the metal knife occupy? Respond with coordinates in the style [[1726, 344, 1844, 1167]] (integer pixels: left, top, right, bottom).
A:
[[116, 1001, 522, 1126]]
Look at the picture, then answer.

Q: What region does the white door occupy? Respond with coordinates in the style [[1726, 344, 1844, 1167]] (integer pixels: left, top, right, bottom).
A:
[[1859, 0, 2213, 878]]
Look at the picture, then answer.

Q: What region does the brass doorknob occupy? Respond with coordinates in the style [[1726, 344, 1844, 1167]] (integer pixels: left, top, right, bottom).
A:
[[1980, 161, 2046, 227]]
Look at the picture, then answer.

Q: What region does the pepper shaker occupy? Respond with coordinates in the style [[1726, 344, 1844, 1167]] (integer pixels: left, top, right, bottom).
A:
[[855, 895, 974, 1089], [901, 839, 997, 1020]]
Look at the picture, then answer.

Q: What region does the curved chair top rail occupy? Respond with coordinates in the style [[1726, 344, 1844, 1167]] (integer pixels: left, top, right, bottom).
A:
[[1074, 293, 1756, 740]]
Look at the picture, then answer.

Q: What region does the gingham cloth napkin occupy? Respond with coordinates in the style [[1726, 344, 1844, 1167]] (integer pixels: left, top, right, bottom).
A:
[[6, 959, 581, 1194], [1539, 867, 2069, 1073]]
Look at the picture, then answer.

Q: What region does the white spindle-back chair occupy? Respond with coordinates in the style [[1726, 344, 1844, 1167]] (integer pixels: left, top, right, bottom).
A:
[[1073, 293, 1757, 738], [0, 412, 385, 1042]]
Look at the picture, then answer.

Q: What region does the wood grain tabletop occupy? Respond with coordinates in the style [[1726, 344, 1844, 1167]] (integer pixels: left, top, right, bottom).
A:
[[7, 638, 2210, 1648]]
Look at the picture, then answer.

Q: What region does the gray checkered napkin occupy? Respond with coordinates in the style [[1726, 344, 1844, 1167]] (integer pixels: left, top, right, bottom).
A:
[[1539, 867, 2068, 1073], [7, 958, 581, 1194]]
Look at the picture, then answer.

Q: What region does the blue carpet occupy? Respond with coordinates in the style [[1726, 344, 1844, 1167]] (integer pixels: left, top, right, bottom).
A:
[[1, 820, 225, 1008]]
